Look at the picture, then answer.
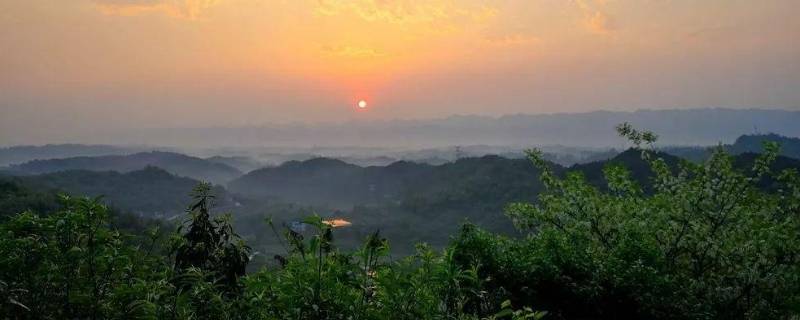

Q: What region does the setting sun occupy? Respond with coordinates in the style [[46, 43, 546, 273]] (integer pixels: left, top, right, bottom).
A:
[[357, 100, 368, 109]]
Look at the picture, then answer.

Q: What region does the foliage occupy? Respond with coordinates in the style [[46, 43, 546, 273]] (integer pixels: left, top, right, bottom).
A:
[[0, 195, 163, 319], [0, 190, 251, 319], [452, 123, 800, 319], [242, 216, 520, 319], [173, 183, 250, 294], [0, 187, 537, 319]]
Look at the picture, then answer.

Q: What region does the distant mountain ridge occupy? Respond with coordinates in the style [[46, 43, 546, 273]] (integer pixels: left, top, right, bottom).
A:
[[663, 133, 800, 162], [110, 108, 800, 147], [205, 156, 267, 173], [0, 144, 145, 167], [6, 151, 242, 184]]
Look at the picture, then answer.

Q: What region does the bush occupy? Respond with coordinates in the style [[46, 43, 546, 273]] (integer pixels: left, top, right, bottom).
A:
[[451, 124, 800, 319]]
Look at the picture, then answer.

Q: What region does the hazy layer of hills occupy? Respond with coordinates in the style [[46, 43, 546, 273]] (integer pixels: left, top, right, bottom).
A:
[[2, 130, 800, 255], [663, 133, 800, 161], [204, 156, 268, 173], [6, 140, 799, 254], [5, 151, 242, 184], [0, 143, 620, 170], [104, 108, 800, 148], [0, 144, 146, 167]]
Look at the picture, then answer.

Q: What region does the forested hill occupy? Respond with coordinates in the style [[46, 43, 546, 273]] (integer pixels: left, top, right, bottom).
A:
[[663, 133, 800, 162], [569, 149, 682, 191], [229, 149, 681, 204], [230, 148, 800, 210], [5, 147, 797, 225], [228, 155, 544, 208], [730, 133, 800, 158], [6, 151, 242, 184], [3, 145, 800, 258], [1, 166, 231, 218]]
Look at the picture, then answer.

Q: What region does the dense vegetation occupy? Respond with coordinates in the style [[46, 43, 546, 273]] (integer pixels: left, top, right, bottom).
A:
[[455, 125, 800, 318], [1, 125, 799, 319]]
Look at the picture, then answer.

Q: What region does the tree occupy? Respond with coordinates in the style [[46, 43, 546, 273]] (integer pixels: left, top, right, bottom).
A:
[[173, 183, 250, 294]]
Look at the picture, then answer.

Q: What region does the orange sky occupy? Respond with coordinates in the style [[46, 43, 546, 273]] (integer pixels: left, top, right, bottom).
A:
[[1, 0, 799, 144]]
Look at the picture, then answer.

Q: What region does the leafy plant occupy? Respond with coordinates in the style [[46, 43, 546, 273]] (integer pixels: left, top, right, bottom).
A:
[[453, 123, 800, 319], [173, 183, 251, 294]]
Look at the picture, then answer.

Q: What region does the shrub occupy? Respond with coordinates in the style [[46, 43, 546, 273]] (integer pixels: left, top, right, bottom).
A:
[[451, 124, 800, 319]]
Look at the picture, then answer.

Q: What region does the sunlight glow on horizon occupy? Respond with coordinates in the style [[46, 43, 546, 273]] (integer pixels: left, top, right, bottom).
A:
[[1, 0, 798, 144]]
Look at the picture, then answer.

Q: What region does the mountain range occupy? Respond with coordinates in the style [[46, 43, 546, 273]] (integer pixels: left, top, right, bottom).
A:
[[3, 137, 800, 255], [95, 108, 800, 148]]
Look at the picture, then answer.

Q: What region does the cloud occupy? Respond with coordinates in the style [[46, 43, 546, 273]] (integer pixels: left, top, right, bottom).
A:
[[314, 0, 496, 27], [574, 0, 614, 34], [321, 45, 386, 58], [484, 34, 540, 47], [584, 11, 612, 34], [94, 0, 220, 19], [685, 24, 736, 42]]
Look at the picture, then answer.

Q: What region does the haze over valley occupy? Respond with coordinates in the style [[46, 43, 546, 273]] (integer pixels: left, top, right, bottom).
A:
[[3, 120, 800, 255], [4, 108, 800, 148]]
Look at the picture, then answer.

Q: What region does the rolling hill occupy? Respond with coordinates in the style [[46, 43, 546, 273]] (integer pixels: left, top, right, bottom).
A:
[[662, 133, 800, 162], [2, 166, 231, 218], [4, 146, 800, 256], [6, 151, 242, 184], [228, 155, 546, 209], [0, 144, 143, 167]]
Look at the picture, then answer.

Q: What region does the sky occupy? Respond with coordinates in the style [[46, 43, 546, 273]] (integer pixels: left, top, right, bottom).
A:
[[1, 0, 799, 145]]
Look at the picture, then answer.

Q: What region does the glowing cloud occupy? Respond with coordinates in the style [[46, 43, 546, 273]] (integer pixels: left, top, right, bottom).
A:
[[575, 0, 614, 34], [484, 34, 540, 47], [314, 0, 496, 30], [322, 45, 386, 58], [94, 0, 220, 19]]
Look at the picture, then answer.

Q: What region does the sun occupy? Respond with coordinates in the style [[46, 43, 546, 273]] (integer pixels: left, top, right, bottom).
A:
[[357, 100, 368, 109]]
